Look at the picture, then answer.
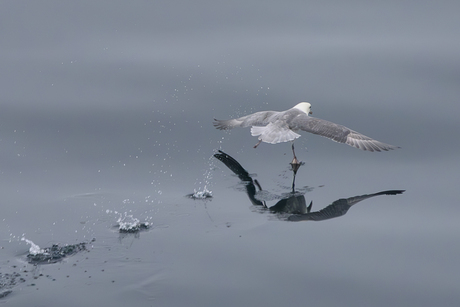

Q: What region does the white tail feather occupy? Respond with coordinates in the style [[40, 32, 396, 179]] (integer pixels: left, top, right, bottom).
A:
[[251, 123, 301, 144]]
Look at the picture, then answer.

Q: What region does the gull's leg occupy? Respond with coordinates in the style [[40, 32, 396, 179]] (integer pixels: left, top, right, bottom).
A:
[[290, 142, 302, 176], [253, 139, 262, 148], [291, 142, 299, 165]]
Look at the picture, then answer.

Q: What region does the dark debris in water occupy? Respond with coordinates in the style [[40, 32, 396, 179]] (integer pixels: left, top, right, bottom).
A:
[[0, 290, 12, 299], [26, 242, 90, 265], [0, 272, 25, 299]]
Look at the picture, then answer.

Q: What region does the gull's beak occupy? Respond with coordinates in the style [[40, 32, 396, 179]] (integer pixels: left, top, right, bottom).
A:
[[309, 111, 313, 114]]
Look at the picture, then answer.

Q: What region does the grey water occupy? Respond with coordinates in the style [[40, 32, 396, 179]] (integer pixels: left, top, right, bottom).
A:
[[1, 1, 460, 306]]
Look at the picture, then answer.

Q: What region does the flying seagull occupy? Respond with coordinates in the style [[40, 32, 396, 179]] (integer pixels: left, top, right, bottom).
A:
[[213, 102, 399, 164]]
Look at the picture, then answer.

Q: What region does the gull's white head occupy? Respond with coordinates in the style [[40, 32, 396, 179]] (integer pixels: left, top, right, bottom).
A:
[[293, 102, 312, 115]]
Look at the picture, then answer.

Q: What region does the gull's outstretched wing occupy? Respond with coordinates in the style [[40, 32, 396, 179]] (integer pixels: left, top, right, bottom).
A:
[[213, 111, 279, 130], [290, 114, 399, 152]]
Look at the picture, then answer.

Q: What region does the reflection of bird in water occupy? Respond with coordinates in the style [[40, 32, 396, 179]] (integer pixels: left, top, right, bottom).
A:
[[214, 150, 404, 221], [288, 190, 404, 222], [214, 149, 311, 214], [214, 150, 266, 208], [213, 102, 399, 164], [268, 195, 312, 215]]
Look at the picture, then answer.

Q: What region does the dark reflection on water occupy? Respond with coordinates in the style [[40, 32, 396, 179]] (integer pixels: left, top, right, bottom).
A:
[[288, 190, 404, 222], [214, 150, 404, 221]]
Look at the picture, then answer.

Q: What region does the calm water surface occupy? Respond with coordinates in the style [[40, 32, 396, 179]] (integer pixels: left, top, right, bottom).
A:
[[1, 1, 460, 306]]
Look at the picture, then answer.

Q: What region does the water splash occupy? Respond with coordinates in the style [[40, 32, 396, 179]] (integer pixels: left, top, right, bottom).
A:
[[189, 154, 215, 199], [105, 210, 151, 233], [189, 187, 213, 199], [116, 212, 151, 233], [21, 237, 44, 255]]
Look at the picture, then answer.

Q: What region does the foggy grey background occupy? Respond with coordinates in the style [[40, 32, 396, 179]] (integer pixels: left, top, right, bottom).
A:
[[1, 1, 460, 306]]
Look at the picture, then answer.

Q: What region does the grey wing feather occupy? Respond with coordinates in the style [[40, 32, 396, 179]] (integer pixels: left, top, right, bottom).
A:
[[290, 114, 399, 152], [290, 115, 350, 143], [213, 111, 279, 130]]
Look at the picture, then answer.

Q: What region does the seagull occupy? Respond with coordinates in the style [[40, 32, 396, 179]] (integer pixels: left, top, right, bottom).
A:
[[213, 102, 399, 164]]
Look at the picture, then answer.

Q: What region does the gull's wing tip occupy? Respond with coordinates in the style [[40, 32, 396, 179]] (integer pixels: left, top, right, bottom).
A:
[[213, 119, 229, 130]]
